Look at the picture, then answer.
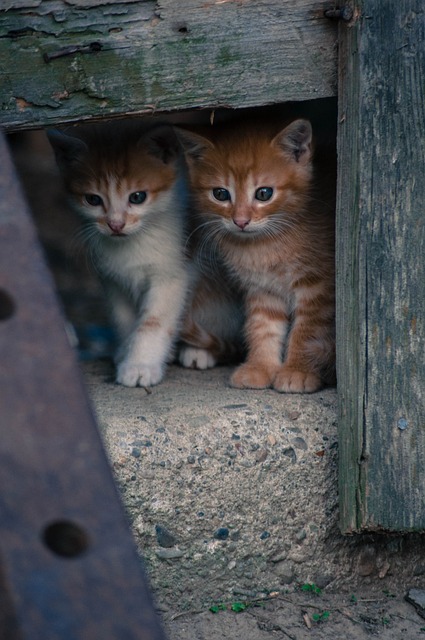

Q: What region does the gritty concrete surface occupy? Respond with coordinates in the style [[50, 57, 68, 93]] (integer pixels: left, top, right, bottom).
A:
[[85, 360, 340, 609], [11, 128, 425, 640], [83, 360, 425, 639]]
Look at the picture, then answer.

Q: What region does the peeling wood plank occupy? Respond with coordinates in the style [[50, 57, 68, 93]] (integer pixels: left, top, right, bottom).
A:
[[0, 0, 337, 130]]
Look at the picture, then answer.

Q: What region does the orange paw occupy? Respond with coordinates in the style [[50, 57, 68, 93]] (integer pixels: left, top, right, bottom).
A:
[[273, 367, 322, 393], [230, 363, 276, 389]]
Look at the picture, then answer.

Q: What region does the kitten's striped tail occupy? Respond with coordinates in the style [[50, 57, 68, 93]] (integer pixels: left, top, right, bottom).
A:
[[179, 319, 243, 364]]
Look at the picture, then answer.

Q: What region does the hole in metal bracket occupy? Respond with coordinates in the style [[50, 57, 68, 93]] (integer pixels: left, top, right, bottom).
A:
[[0, 289, 15, 320], [43, 520, 90, 558]]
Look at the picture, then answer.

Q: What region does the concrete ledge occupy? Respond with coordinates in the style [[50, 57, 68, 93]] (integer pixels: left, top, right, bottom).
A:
[[85, 360, 341, 608]]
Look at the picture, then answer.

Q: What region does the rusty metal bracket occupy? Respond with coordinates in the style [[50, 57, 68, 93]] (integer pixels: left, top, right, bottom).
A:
[[0, 130, 166, 639]]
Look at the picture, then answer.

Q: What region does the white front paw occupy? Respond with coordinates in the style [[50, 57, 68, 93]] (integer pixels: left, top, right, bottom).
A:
[[179, 347, 216, 370], [116, 360, 164, 387]]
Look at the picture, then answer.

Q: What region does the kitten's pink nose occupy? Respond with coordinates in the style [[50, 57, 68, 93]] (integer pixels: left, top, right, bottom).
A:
[[107, 220, 125, 234], [233, 218, 250, 230]]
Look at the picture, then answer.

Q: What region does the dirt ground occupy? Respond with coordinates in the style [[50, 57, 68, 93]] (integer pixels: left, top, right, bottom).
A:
[[162, 593, 425, 640], [9, 129, 425, 640]]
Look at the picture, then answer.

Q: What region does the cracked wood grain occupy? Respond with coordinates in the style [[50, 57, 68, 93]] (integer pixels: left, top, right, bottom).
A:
[[337, 0, 425, 533], [0, 0, 337, 130]]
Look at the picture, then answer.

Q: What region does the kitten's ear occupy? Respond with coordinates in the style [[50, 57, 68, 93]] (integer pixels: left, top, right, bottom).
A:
[[46, 129, 88, 165], [142, 125, 181, 164], [175, 128, 214, 161], [272, 119, 313, 165]]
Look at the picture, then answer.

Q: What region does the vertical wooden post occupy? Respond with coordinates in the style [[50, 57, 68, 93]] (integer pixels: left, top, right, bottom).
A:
[[337, 0, 425, 531]]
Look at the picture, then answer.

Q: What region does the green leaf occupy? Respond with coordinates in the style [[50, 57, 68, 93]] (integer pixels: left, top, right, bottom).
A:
[[209, 603, 227, 613], [231, 602, 247, 612], [301, 583, 322, 595], [312, 610, 330, 623]]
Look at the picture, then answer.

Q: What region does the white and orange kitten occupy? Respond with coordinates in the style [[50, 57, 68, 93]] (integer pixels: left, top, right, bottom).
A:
[[179, 117, 336, 393], [48, 121, 190, 387]]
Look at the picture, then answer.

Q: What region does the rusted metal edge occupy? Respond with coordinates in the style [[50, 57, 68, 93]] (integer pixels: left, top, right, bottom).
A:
[[0, 130, 166, 639]]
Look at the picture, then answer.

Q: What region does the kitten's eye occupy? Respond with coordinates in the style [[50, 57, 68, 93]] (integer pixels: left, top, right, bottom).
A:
[[84, 194, 103, 207], [212, 188, 231, 202], [129, 191, 147, 205], [255, 187, 274, 202]]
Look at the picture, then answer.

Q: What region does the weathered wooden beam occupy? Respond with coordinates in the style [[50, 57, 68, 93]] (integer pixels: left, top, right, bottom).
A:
[[0, 131, 166, 638], [0, 0, 337, 131], [336, 0, 425, 532]]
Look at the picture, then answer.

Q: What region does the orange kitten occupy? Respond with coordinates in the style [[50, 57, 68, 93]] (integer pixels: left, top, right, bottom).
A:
[[179, 117, 335, 393], [48, 121, 190, 387]]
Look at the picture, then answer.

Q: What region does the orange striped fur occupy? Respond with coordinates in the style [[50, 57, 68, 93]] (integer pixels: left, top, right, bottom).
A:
[[179, 117, 336, 393]]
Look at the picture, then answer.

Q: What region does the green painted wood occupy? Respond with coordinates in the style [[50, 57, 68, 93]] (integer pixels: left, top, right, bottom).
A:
[[0, 0, 337, 130], [337, 0, 425, 532]]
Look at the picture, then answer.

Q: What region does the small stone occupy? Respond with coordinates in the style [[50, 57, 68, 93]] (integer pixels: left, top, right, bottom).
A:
[[269, 550, 288, 563], [378, 560, 390, 579], [227, 560, 237, 570], [406, 589, 425, 619], [188, 415, 209, 428], [233, 589, 257, 598], [155, 524, 177, 548], [287, 549, 313, 563], [239, 460, 253, 468], [289, 411, 301, 421], [291, 437, 307, 451], [314, 574, 334, 589], [283, 447, 296, 463], [133, 439, 152, 447], [260, 531, 271, 540], [187, 455, 196, 464], [214, 527, 229, 540], [155, 548, 184, 560], [131, 447, 141, 458], [274, 560, 295, 584], [357, 545, 377, 577], [413, 564, 425, 577], [295, 529, 307, 542], [267, 434, 277, 446], [255, 448, 268, 463]]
